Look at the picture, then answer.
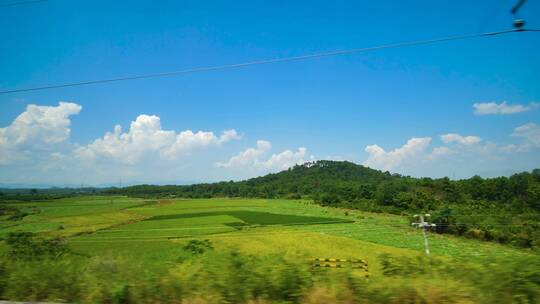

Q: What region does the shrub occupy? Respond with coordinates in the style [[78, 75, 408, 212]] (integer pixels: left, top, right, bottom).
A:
[[5, 232, 69, 260], [183, 239, 214, 255]]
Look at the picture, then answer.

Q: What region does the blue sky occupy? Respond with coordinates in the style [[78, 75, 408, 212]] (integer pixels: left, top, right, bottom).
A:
[[1, 0, 539, 186]]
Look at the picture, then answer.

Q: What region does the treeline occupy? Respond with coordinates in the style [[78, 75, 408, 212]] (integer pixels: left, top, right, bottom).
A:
[[109, 161, 540, 249], [0, 187, 105, 202]]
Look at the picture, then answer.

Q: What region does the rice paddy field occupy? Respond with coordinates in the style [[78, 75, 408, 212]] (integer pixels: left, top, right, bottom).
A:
[[1, 196, 535, 267], [1, 196, 539, 303]]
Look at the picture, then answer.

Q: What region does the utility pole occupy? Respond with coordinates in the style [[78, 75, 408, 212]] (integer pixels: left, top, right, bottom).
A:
[[412, 214, 436, 255]]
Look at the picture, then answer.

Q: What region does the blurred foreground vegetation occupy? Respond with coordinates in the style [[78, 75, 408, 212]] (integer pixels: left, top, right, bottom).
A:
[[1, 232, 539, 304]]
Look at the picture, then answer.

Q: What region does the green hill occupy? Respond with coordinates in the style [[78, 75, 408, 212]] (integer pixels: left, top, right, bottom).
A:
[[113, 160, 394, 198], [110, 160, 540, 249]]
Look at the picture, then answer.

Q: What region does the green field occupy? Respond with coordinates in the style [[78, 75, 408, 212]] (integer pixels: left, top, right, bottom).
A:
[[2, 196, 534, 266], [1, 196, 539, 303]]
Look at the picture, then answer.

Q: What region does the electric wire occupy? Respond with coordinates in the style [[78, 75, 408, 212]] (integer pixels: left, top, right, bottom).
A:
[[1, 28, 537, 94]]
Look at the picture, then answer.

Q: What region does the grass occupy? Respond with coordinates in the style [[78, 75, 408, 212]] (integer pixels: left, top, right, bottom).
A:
[[146, 210, 353, 226], [2, 196, 539, 303], [1, 196, 537, 276], [0, 196, 146, 237]]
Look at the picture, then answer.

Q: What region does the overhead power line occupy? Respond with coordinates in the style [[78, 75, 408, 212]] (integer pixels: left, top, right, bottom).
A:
[[0, 28, 537, 95]]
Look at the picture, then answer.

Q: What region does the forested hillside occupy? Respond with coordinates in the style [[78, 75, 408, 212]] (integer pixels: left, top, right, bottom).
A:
[[109, 161, 540, 249]]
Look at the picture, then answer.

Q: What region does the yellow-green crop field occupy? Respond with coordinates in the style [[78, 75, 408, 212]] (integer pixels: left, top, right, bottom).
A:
[[1, 196, 538, 303], [1, 196, 534, 269]]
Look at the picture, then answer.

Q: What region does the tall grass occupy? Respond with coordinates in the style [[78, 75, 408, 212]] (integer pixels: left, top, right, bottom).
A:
[[0, 237, 538, 303]]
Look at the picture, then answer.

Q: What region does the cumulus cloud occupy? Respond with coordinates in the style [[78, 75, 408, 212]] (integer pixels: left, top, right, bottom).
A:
[[215, 140, 271, 168], [219, 129, 242, 143], [216, 140, 307, 171], [363, 137, 432, 171], [75, 114, 240, 164], [258, 147, 308, 170], [0, 102, 81, 164], [440, 133, 482, 145], [362, 124, 540, 178], [428, 146, 452, 160], [0, 102, 81, 147], [473, 101, 538, 115], [512, 122, 540, 147], [2, 101, 539, 185]]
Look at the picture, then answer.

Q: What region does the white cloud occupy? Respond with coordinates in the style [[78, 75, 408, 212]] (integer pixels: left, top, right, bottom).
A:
[[219, 129, 242, 143], [512, 122, 540, 147], [363, 137, 432, 171], [428, 146, 452, 160], [0, 102, 81, 165], [473, 101, 538, 115], [162, 128, 240, 159], [362, 124, 540, 178], [75, 114, 239, 164], [440, 133, 482, 145], [216, 140, 307, 171], [215, 140, 271, 168], [0, 102, 81, 147], [2, 101, 539, 185], [1, 102, 246, 184], [258, 147, 307, 170]]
